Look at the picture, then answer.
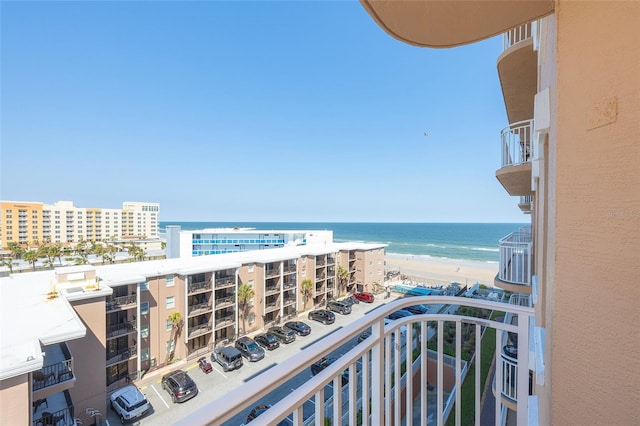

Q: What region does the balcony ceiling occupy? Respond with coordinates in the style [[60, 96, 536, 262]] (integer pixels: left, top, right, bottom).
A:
[[496, 163, 533, 196], [498, 38, 537, 124], [359, 0, 554, 47]]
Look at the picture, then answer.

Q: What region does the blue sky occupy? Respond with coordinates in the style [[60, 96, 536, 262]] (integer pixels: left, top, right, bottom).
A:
[[1, 1, 526, 223]]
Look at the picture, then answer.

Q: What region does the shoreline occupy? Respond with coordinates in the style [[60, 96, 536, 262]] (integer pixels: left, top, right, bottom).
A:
[[384, 252, 498, 288]]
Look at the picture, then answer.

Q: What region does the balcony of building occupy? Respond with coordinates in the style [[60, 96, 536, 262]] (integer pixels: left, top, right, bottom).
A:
[[495, 231, 533, 293], [32, 343, 75, 400], [264, 295, 281, 314], [282, 293, 297, 308], [519, 195, 533, 213], [215, 276, 235, 290], [214, 314, 235, 331], [283, 263, 297, 275], [316, 271, 326, 281], [359, 0, 552, 48], [32, 390, 75, 426], [496, 119, 534, 196], [176, 296, 534, 425], [326, 256, 336, 266], [266, 267, 281, 278], [498, 23, 538, 125], [106, 320, 136, 340], [188, 322, 212, 340], [188, 280, 212, 295], [188, 301, 213, 318], [316, 258, 326, 267], [214, 294, 235, 310], [283, 278, 296, 290], [265, 283, 281, 296], [106, 344, 137, 368], [105, 294, 137, 312]]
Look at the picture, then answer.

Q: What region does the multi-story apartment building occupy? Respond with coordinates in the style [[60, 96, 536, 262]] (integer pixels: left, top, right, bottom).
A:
[[175, 2, 638, 425], [0, 201, 160, 248], [169, 227, 333, 258], [0, 241, 385, 425]]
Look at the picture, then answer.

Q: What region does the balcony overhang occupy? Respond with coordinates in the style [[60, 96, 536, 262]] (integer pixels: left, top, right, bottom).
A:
[[494, 273, 532, 294], [498, 38, 537, 124], [496, 162, 533, 196], [359, 0, 554, 48]]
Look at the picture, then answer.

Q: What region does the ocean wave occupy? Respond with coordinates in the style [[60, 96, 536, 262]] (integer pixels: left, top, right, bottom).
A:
[[469, 247, 499, 252]]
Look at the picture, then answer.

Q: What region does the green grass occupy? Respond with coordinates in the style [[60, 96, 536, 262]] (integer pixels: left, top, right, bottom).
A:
[[446, 311, 504, 426]]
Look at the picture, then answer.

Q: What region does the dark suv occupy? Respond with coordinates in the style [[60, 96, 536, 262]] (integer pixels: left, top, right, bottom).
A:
[[268, 326, 296, 344], [161, 370, 198, 403], [327, 300, 352, 315], [308, 309, 335, 325], [212, 346, 244, 371], [234, 337, 265, 362]]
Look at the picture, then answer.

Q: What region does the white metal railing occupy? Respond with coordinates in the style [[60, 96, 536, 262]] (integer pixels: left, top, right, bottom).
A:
[[499, 232, 533, 286], [500, 349, 519, 402], [501, 119, 533, 168], [175, 296, 534, 426], [503, 23, 533, 51]]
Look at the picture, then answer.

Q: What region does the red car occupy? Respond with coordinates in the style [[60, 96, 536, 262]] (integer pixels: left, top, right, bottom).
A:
[[197, 357, 213, 374], [353, 292, 375, 303]]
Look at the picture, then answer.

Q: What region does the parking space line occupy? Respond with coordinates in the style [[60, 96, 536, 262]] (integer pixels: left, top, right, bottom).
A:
[[151, 384, 170, 409], [185, 363, 198, 371], [212, 367, 227, 379]]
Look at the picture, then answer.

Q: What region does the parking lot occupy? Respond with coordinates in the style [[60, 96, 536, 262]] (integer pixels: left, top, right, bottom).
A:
[[105, 295, 389, 425]]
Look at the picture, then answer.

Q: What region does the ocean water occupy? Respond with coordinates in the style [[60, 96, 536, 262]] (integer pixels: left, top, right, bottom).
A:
[[160, 222, 528, 263]]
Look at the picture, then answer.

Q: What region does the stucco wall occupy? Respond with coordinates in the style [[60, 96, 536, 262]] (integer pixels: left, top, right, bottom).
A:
[[551, 1, 640, 424]]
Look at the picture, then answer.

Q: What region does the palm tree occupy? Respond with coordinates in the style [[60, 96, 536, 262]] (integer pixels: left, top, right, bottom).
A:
[[48, 244, 64, 266], [23, 250, 39, 271], [0, 258, 14, 274], [237, 283, 255, 335], [166, 312, 183, 363], [301, 279, 314, 310], [337, 265, 350, 296], [7, 242, 25, 260]]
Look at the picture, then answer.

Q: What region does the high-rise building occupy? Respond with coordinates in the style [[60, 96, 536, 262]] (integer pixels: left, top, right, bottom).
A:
[[0, 201, 160, 249]]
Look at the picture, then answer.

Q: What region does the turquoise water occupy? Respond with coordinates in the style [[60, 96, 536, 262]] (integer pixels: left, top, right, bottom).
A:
[[159, 222, 527, 263]]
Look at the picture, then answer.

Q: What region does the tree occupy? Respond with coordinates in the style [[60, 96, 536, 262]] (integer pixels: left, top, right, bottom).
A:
[[161, 241, 167, 250], [237, 283, 255, 335], [23, 250, 39, 271], [48, 244, 64, 266], [0, 258, 14, 274], [126, 243, 144, 262], [166, 312, 183, 363], [301, 279, 314, 310], [337, 265, 350, 296], [7, 242, 25, 260]]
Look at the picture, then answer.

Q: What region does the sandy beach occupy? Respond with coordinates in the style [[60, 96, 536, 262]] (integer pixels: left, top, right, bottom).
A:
[[384, 253, 498, 288]]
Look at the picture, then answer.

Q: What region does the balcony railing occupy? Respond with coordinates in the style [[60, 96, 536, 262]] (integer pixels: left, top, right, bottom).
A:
[[215, 276, 235, 288], [283, 265, 297, 274], [106, 346, 137, 367], [32, 406, 74, 426], [106, 294, 137, 311], [503, 22, 533, 50], [106, 321, 136, 339], [176, 296, 533, 426], [214, 316, 234, 330], [188, 280, 212, 294], [32, 359, 74, 391], [499, 232, 533, 286], [501, 119, 533, 168], [266, 268, 281, 278], [189, 302, 213, 316], [188, 323, 212, 339], [215, 296, 235, 309]]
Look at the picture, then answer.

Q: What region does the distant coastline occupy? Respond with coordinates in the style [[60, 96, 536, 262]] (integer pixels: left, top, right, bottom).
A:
[[160, 222, 526, 264]]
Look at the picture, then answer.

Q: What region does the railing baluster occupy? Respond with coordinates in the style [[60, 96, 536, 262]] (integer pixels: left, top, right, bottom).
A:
[[495, 330, 502, 426], [455, 321, 462, 426], [437, 320, 444, 426], [421, 320, 428, 426], [475, 323, 481, 426], [394, 328, 401, 425]]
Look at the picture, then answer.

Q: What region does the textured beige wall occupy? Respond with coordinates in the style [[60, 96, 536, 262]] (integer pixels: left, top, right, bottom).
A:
[[0, 374, 30, 425], [68, 297, 107, 424], [551, 1, 640, 424]]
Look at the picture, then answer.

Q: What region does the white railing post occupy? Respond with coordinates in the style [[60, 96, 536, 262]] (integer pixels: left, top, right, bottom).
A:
[[517, 312, 531, 425], [370, 319, 384, 425]]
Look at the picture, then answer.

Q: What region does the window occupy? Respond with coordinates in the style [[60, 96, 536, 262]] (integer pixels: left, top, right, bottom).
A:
[[140, 281, 149, 292], [166, 319, 173, 331], [248, 264, 254, 273], [248, 279, 254, 287], [166, 296, 175, 309], [141, 302, 149, 315], [140, 325, 149, 338], [166, 274, 174, 287], [140, 348, 149, 361]]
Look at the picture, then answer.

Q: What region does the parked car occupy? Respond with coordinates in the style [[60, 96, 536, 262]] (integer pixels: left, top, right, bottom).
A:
[[353, 292, 375, 303], [161, 370, 198, 403], [246, 404, 291, 425], [197, 357, 212, 374], [109, 385, 150, 424], [268, 326, 296, 344], [254, 332, 280, 350], [327, 300, 352, 315], [341, 295, 359, 305], [405, 304, 429, 315], [310, 357, 350, 386], [284, 321, 311, 336], [308, 309, 336, 325], [235, 337, 265, 362], [211, 346, 244, 371], [386, 309, 413, 320]]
